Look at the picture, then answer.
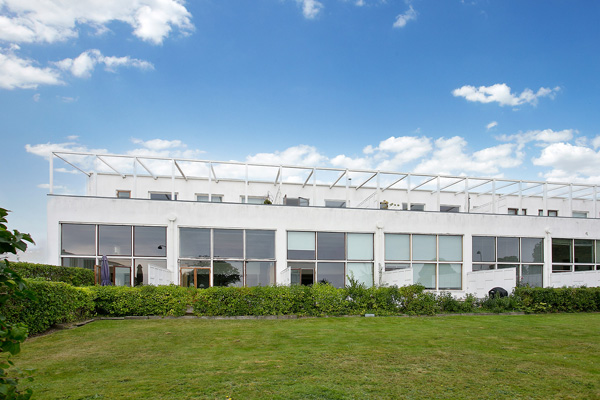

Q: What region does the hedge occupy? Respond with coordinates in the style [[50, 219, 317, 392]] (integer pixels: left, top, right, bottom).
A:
[[192, 283, 441, 316], [0, 279, 94, 334], [514, 286, 600, 313], [8, 262, 94, 287], [89, 285, 193, 317]]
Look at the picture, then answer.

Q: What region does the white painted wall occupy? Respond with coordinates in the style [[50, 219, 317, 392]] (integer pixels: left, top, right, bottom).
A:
[[466, 269, 517, 298], [550, 271, 600, 288]]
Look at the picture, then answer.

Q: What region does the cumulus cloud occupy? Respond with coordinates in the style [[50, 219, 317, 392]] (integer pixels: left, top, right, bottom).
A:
[[0, 0, 194, 45], [54, 49, 153, 78], [393, 5, 417, 28], [296, 0, 324, 19], [452, 83, 560, 107], [498, 129, 576, 159], [486, 121, 498, 130], [0, 45, 63, 89], [533, 142, 600, 183], [247, 145, 328, 166]]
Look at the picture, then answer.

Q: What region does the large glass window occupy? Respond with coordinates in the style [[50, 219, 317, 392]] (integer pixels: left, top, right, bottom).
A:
[[133, 259, 167, 286], [289, 262, 315, 286], [347, 233, 373, 260], [497, 237, 519, 262], [179, 228, 275, 288], [385, 233, 463, 290], [347, 262, 373, 288], [553, 238, 598, 273], [61, 224, 95, 255], [412, 235, 436, 261], [317, 262, 345, 287], [213, 229, 243, 258], [179, 228, 211, 258], [472, 236, 495, 262], [98, 225, 132, 256], [288, 231, 316, 260], [385, 234, 410, 261], [317, 232, 345, 260], [134, 226, 166, 257], [246, 230, 275, 259]]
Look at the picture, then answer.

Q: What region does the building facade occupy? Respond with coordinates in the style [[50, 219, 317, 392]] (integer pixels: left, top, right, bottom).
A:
[[47, 152, 600, 297]]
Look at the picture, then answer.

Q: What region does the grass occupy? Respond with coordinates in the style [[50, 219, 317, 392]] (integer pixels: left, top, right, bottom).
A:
[[15, 314, 600, 400]]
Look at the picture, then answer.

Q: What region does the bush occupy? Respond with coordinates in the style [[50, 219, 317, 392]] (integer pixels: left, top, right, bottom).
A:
[[515, 286, 600, 313], [8, 262, 94, 287], [0, 279, 94, 335], [89, 285, 193, 317]]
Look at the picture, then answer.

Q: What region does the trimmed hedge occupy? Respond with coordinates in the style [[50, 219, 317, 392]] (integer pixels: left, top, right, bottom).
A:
[[89, 285, 193, 317], [514, 286, 600, 313], [8, 262, 94, 287], [0, 279, 94, 334], [192, 283, 441, 316]]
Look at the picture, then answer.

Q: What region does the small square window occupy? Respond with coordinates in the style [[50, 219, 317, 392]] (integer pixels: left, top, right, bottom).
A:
[[440, 205, 459, 213], [150, 193, 177, 201], [325, 200, 346, 208], [402, 203, 425, 211], [117, 190, 131, 198], [508, 208, 518, 215], [284, 197, 309, 206], [572, 211, 587, 218], [196, 194, 223, 202]]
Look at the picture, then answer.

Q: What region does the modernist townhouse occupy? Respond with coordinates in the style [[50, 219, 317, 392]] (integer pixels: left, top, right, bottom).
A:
[[47, 151, 600, 297]]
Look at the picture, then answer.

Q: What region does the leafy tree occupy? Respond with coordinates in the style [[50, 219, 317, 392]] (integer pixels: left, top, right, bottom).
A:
[[0, 208, 34, 400]]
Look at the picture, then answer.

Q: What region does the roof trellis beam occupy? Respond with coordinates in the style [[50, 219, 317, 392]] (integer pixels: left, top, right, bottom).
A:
[[356, 172, 378, 190], [477, 181, 517, 196], [135, 158, 157, 180], [382, 175, 407, 192], [96, 155, 125, 178], [330, 170, 347, 189], [454, 179, 492, 196], [303, 169, 315, 188], [174, 160, 188, 181], [431, 178, 465, 194], [53, 153, 92, 177], [410, 176, 438, 191]]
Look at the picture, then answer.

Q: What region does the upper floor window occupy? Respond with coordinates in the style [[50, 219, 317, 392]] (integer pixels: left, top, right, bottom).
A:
[[539, 210, 557, 217], [117, 190, 131, 199], [197, 194, 223, 203], [150, 192, 177, 201], [572, 211, 588, 218], [508, 208, 527, 215], [284, 196, 309, 206], [325, 200, 346, 208], [403, 203, 425, 211], [440, 205, 460, 213], [241, 196, 268, 204]]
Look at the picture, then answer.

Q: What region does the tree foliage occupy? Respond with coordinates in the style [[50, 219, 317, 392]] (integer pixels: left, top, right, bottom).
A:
[[0, 208, 34, 400]]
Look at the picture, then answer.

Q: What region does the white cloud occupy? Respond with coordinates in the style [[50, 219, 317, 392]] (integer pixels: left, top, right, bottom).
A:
[[592, 136, 600, 150], [498, 129, 576, 159], [393, 5, 417, 28], [55, 49, 153, 78], [0, 0, 194, 45], [296, 0, 324, 19], [25, 141, 108, 160], [0, 45, 63, 89], [413, 136, 521, 176], [486, 121, 498, 130], [533, 142, 600, 183], [247, 145, 327, 166], [452, 83, 560, 107], [32, 93, 40, 101]]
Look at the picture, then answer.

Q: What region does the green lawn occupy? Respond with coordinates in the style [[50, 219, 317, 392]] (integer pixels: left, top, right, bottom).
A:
[[16, 314, 600, 400]]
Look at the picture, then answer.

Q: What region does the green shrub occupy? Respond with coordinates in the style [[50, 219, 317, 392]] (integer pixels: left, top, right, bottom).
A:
[[0, 279, 94, 335], [515, 286, 600, 313], [89, 285, 192, 317], [8, 262, 94, 287]]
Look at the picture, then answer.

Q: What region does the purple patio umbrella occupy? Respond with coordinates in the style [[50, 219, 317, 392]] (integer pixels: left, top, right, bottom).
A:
[[100, 255, 111, 286]]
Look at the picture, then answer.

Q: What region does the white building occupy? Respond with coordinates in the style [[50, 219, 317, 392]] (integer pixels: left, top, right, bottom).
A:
[[47, 151, 600, 297]]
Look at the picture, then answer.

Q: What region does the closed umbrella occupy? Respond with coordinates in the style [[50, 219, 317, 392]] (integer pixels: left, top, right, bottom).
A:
[[101, 255, 111, 286]]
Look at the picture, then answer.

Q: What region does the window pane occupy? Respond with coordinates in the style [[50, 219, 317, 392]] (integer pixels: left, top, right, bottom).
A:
[[317, 232, 345, 260], [246, 261, 275, 287], [107, 258, 131, 287], [385, 263, 410, 271], [317, 262, 345, 288], [385, 234, 410, 261], [150, 193, 176, 200], [497, 237, 519, 262], [180, 260, 211, 268], [439, 263, 461, 290], [575, 265, 594, 272], [181, 268, 195, 288], [522, 238, 544, 263], [99, 225, 132, 256], [440, 205, 459, 212], [61, 257, 95, 270], [472, 264, 495, 271], [246, 230, 275, 259], [472, 236, 495, 262], [521, 265, 542, 287], [287, 231, 316, 260], [347, 262, 373, 288], [597, 241, 600, 263], [61, 224, 95, 255], [134, 226, 166, 257], [213, 260, 243, 287], [439, 236, 462, 262], [412, 235, 436, 261], [552, 265, 571, 273], [574, 239, 594, 264], [347, 233, 373, 260], [289, 262, 315, 285], [413, 263, 435, 289], [179, 228, 210, 258], [214, 229, 243, 258], [133, 259, 167, 286], [325, 200, 346, 208], [552, 239, 572, 263]]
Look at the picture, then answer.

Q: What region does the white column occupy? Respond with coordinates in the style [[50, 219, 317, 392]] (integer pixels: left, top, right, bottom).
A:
[[49, 154, 54, 194]]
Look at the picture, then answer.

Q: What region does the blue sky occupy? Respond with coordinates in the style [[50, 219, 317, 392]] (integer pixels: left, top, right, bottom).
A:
[[1, 0, 600, 260]]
